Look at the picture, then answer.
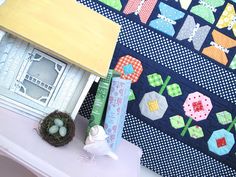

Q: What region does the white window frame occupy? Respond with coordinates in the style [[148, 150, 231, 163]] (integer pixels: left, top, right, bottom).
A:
[[14, 49, 67, 106]]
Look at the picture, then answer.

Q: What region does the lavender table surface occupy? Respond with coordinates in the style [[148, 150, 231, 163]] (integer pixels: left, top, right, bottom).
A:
[[0, 107, 142, 177]]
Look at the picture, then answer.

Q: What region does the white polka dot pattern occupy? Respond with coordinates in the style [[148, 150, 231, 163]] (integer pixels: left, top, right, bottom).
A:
[[78, 0, 236, 105], [123, 113, 236, 177], [79, 93, 95, 119], [77, 0, 236, 176], [79, 92, 236, 177]]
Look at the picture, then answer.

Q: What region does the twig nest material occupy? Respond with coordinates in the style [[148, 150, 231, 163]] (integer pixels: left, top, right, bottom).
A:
[[39, 111, 75, 147]]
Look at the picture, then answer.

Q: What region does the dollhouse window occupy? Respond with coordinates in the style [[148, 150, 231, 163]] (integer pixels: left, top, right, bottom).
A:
[[14, 49, 67, 106]]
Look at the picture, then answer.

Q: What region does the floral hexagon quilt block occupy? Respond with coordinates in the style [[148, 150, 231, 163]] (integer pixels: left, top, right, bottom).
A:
[[208, 129, 235, 156], [139, 91, 168, 120], [183, 92, 213, 121], [114, 55, 143, 83]]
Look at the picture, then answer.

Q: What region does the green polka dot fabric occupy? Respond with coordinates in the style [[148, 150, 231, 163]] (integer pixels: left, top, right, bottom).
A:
[[167, 83, 182, 97], [170, 115, 185, 129], [147, 73, 163, 87], [188, 125, 204, 139], [216, 111, 233, 125], [128, 89, 136, 101], [229, 55, 236, 70]]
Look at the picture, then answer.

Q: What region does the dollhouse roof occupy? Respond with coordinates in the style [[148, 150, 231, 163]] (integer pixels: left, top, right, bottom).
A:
[[0, 0, 120, 77]]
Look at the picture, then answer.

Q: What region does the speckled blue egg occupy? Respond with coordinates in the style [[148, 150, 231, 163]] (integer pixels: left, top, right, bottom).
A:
[[48, 125, 59, 134], [59, 127, 67, 137], [54, 118, 64, 127]]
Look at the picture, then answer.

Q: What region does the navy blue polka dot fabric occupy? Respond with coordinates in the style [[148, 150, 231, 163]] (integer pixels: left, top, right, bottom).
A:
[[78, 0, 236, 176]]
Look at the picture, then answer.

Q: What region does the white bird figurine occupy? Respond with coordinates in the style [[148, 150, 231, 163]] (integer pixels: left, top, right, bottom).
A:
[[84, 125, 118, 160]]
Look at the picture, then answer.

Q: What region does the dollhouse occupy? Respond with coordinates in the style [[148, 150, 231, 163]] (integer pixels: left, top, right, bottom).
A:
[[0, 32, 96, 119], [0, 0, 120, 119]]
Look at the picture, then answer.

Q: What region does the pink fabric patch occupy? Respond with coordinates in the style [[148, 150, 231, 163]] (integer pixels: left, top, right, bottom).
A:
[[123, 0, 158, 24], [183, 92, 213, 121]]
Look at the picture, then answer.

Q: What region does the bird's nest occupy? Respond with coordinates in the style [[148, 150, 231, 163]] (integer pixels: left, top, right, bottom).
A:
[[38, 111, 75, 147]]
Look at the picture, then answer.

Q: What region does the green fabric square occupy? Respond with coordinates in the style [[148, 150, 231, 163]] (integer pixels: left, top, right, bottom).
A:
[[147, 73, 163, 87], [188, 126, 204, 139], [229, 55, 236, 70], [129, 89, 135, 101], [99, 0, 122, 11], [216, 111, 232, 125], [167, 83, 182, 97], [170, 115, 185, 129]]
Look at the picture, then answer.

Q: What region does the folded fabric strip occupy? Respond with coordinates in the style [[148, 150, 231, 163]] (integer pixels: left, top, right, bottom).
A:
[[104, 77, 131, 151]]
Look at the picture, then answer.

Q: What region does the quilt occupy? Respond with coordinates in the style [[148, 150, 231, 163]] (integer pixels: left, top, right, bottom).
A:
[[78, 0, 236, 176]]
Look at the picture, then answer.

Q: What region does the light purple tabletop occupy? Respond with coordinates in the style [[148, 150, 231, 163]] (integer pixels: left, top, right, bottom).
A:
[[0, 107, 142, 177]]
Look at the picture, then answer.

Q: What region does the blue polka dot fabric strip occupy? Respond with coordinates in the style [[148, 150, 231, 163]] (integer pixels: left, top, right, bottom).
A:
[[110, 43, 236, 175], [80, 95, 236, 177], [77, 0, 236, 176], [123, 113, 236, 177]]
